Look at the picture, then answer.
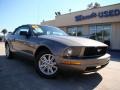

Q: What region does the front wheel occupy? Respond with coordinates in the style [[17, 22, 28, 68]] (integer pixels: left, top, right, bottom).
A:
[[35, 51, 58, 78]]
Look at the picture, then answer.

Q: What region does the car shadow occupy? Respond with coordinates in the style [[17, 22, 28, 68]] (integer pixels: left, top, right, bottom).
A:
[[45, 69, 102, 90], [0, 53, 102, 90]]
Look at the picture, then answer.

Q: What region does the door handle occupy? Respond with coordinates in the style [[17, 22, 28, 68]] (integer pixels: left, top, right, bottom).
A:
[[23, 42, 26, 45], [11, 38, 15, 42], [12, 38, 15, 41]]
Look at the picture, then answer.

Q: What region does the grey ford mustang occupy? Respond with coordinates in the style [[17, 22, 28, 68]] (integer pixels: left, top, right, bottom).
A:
[[5, 24, 110, 78]]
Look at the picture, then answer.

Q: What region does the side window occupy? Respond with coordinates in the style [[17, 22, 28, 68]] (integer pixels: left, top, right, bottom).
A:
[[14, 26, 30, 36], [14, 28, 20, 35], [19, 28, 29, 35]]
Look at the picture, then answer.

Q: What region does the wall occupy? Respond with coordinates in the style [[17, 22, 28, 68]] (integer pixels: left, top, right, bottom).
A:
[[41, 4, 120, 27], [111, 22, 120, 50]]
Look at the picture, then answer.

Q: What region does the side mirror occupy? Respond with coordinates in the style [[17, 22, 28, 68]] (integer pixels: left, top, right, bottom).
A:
[[20, 31, 28, 36]]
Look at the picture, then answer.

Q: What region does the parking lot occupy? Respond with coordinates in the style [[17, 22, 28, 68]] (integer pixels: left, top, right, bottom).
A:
[[0, 42, 120, 90]]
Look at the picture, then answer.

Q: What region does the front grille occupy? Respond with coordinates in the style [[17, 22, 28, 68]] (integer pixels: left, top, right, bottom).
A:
[[84, 47, 107, 57]]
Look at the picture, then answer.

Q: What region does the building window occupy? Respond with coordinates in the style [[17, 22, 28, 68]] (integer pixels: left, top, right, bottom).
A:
[[67, 26, 83, 36], [77, 26, 83, 36], [89, 24, 111, 46], [67, 27, 77, 36]]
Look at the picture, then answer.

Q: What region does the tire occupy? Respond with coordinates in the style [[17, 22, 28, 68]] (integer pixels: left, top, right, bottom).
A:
[[35, 50, 58, 78], [5, 44, 13, 59]]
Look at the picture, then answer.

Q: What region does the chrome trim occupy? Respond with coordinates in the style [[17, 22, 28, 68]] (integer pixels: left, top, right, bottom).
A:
[[79, 47, 85, 56]]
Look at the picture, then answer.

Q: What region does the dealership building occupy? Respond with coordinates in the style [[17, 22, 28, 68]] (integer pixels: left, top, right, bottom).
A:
[[41, 3, 120, 50]]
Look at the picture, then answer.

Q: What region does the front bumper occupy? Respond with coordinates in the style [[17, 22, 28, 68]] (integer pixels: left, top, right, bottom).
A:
[[56, 53, 110, 72]]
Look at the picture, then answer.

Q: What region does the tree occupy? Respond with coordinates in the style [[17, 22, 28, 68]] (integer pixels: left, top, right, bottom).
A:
[[1, 29, 7, 41], [93, 2, 101, 8], [87, 2, 101, 9], [87, 3, 93, 9]]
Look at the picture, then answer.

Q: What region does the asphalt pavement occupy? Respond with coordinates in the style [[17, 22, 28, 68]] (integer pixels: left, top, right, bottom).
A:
[[0, 42, 120, 90]]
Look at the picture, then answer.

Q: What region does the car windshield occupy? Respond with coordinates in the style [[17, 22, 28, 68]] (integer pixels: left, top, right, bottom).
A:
[[32, 25, 68, 36]]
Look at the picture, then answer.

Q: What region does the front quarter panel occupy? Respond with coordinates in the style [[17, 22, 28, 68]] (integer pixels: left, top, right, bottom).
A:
[[34, 37, 68, 57]]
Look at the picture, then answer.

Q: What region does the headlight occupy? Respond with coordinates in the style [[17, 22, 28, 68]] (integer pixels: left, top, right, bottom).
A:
[[64, 48, 73, 57]]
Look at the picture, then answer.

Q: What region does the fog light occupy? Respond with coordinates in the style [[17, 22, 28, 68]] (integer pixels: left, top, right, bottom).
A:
[[96, 66, 101, 68]]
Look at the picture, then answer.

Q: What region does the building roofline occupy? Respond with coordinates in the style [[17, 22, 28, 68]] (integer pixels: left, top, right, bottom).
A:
[[57, 3, 120, 17]]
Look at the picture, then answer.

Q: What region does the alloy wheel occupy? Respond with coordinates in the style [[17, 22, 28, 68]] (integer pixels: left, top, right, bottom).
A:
[[38, 54, 58, 75]]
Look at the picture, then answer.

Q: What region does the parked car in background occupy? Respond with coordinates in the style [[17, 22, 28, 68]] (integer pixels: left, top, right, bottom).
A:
[[0, 37, 2, 42], [5, 24, 110, 78]]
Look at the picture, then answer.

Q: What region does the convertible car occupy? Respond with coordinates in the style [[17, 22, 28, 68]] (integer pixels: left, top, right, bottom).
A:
[[5, 24, 110, 78]]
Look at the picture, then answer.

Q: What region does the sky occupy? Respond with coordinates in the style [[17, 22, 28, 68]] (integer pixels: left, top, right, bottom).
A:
[[0, 0, 120, 33]]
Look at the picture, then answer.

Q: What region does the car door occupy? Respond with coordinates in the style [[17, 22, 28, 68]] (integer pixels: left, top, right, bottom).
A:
[[10, 27, 23, 51], [18, 25, 36, 55], [11, 26, 30, 52]]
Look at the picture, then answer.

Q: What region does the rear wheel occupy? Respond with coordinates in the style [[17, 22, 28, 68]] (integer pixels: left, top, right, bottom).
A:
[[5, 44, 13, 59], [35, 50, 58, 78]]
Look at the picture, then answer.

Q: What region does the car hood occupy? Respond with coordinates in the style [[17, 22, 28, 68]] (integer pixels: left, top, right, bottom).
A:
[[39, 35, 107, 47]]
